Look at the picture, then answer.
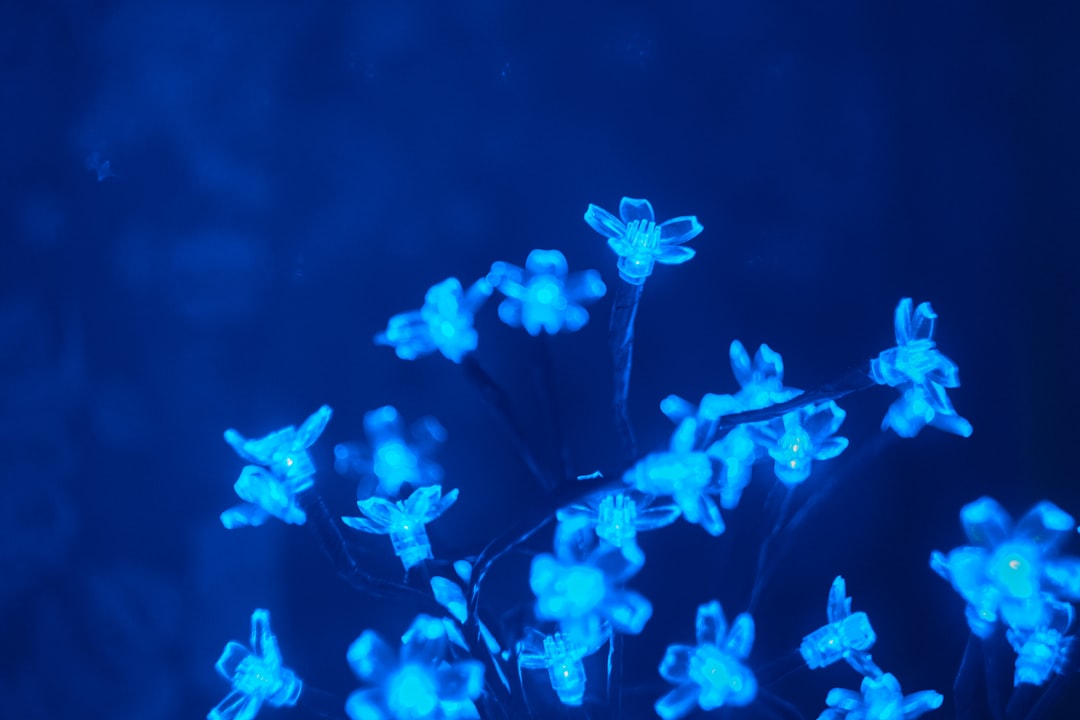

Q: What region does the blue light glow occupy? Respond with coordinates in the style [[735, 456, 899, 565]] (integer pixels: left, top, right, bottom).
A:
[[220, 405, 333, 528], [488, 249, 606, 335], [343, 485, 459, 570], [584, 197, 703, 285], [209, 609, 302, 720]]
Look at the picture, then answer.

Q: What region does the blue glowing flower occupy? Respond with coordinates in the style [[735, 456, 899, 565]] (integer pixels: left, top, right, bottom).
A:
[[557, 490, 681, 563], [376, 277, 493, 364], [346, 615, 484, 720], [334, 405, 447, 497], [870, 298, 971, 438], [931, 497, 1080, 642], [800, 576, 880, 677], [655, 601, 757, 720], [209, 609, 302, 720], [623, 417, 725, 536], [488, 249, 606, 335], [819, 672, 942, 720], [343, 485, 459, 570], [530, 519, 652, 649], [1006, 598, 1075, 686], [220, 405, 333, 529], [584, 197, 703, 285], [746, 401, 848, 486], [516, 628, 609, 707]]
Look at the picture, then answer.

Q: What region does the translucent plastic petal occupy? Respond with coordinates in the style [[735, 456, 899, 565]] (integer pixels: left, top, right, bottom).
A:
[[654, 245, 696, 265], [584, 204, 625, 239], [619, 197, 655, 223], [655, 682, 700, 720], [659, 645, 694, 682], [658, 216, 704, 244], [347, 630, 396, 682], [695, 601, 728, 647]]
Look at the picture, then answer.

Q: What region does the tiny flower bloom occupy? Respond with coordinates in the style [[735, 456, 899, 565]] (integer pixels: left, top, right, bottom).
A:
[[221, 405, 333, 529], [584, 197, 703, 285], [488, 249, 606, 335], [655, 601, 757, 720], [209, 609, 302, 720], [376, 277, 493, 364], [343, 485, 459, 570], [871, 298, 971, 438]]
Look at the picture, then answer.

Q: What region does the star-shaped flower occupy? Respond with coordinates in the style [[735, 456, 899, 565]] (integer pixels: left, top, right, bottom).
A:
[[209, 609, 302, 720], [800, 576, 880, 677], [488, 249, 606, 335], [584, 197, 703, 285], [819, 673, 942, 720], [655, 601, 757, 720], [376, 277, 493, 364], [870, 298, 971, 438], [220, 405, 333, 529], [343, 485, 459, 570], [346, 615, 484, 720], [931, 496, 1080, 639]]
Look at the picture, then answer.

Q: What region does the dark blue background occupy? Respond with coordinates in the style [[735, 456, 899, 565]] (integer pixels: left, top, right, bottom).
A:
[[3, 1, 1079, 718]]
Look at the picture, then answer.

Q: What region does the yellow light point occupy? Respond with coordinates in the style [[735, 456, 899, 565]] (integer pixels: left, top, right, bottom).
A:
[[789, 460, 797, 469], [1008, 558, 1022, 570], [286, 457, 294, 466]]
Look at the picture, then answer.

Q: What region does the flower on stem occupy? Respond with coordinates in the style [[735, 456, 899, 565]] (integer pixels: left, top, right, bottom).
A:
[[376, 277, 493, 364], [931, 497, 1080, 641], [343, 485, 459, 570], [584, 197, 703, 285], [334, 405, 446, 497], [220, 405, 333, 529], [819, 673, 942, 720], [530, 518, 652, 650], [488, 249, 606, 335], [209, 609, 302, 720], [746, 401, 848, 486], [516, 628, 608, 707], [557, 490, 681, 564], [346, 615, 484, 720], [655, 601, 757, 720], [870, 298, 971, 438], [800, 576, 880, 677]]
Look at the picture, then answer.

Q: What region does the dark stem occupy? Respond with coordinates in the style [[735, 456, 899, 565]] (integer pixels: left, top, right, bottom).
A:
[[608, 281, 643, 459]]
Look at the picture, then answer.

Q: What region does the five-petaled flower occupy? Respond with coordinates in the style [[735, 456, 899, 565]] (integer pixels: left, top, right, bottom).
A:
[[221, 405, 333, 529], [334, 405, 447, 497], [655, 600, 757, 720], [746, 401, 848, 486], [376, 277, 493, 364], [819, 672, 942, 720], [343, 485, 460, 570], [931, 496, 1080, 640], [488, 249, 606, 336], [870, 298, 971, 438], [800, 576, 881, 677], [210, 609, 302, 720], [346, 614, 484, 720], [584, 197, 703, 285]]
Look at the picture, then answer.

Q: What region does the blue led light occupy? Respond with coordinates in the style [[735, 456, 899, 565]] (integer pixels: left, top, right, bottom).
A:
[[623, 417, 725, 536], [744, 401, 848, 486], [209, 609, 302, 720], [584, 197, 703, 285], [819, 672, 942, 720], [375, 277, 493, 364], [531, 518, 652, 650], [655, 601, 757, 720], [346, 615, 484, 720], [800, 576, 880, 677], [870, 298, 971, 438], [220, 405, 333, 528], [488, 249, 606, 335], [334, 405, 446, 497], [557, 491, 681, 563], [517, 628, 609, 707], [343, 485, 459, 570]]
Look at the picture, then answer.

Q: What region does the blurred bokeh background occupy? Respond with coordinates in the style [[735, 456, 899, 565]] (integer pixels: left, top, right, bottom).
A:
[[2, 1, 1079, 718]]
